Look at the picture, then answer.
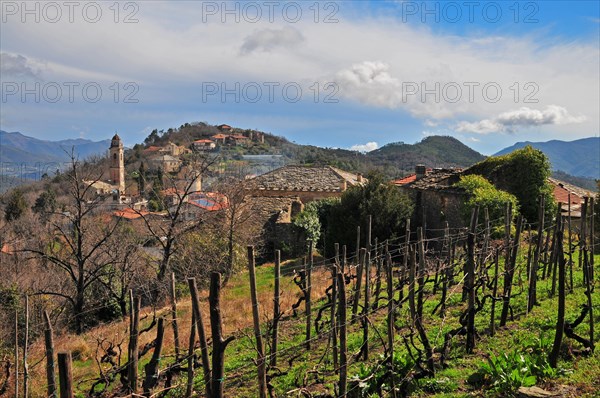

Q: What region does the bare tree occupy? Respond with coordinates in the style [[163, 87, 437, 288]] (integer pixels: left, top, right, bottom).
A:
[[24, 152, 123, 334], [97, 223, 152, 316], [134, 153, 217, 298], [213, 176, 260, 283]]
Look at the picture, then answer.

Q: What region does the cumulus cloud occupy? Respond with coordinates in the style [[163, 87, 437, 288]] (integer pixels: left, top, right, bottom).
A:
[[455, 105, 586, 134], [335, 61, 402, 109], [240, 27, 304, 55], [350, 142, 378, 152], [0, 53, 43, 79]]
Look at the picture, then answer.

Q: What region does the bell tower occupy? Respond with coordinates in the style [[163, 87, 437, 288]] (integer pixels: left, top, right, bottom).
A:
[[109, 133, 125, 193]]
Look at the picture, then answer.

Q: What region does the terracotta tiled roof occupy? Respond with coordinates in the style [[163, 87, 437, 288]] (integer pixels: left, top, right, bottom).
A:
[[144, 146, 161, 152], [548, 178, 594, 204], [1, 243, 15, 255], [393, 174, 417, 186], [194, 139, 214, 144], [212, 134, 228, 139], [113, 208, 149, 220], [230, 134, 248, 140]]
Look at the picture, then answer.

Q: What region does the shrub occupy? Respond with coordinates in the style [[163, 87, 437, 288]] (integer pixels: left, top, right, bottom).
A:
[[465, 146, 556, 223], [454, 174, 519, 225]]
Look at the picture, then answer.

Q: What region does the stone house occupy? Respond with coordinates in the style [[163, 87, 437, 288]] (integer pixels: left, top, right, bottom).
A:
[[148, 154, 182, 173], [246, 165, 366, 203], [192, 139, 216, 151], [395, 165, 465, 236], [548, 177, 595, 221], [245, 165, 367, 256]]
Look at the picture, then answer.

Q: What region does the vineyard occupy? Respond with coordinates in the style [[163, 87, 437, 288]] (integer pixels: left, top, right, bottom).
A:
[[5, 198, 599, 398]]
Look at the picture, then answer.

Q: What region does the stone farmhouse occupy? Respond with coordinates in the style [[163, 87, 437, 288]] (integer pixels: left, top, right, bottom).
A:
[[245, 165, 367, 255]]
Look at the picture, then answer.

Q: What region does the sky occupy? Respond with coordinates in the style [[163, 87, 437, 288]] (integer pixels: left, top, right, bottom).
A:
[[1, 0, 599, 155]]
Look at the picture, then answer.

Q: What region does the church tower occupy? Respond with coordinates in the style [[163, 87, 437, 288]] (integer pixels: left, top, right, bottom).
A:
[[109, 133, 125, 193]]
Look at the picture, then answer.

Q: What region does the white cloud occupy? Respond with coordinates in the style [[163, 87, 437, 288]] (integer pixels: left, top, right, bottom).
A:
[[0, 52, 44, 79], [456, 105, 587, 134], [350, 142, 378, 152], [1, 2, 598, 143], [240, 27, 304, 55]]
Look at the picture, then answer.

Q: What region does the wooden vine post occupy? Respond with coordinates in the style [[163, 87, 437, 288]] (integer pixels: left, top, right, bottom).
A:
[[23, 295, 29, 398], [417, 227, 426, 320], [331, 244, 339, 371], [490, 249, 500, 337], [549, 212, 565, 368], [500, 214, 523, 327], [57, 352, 73, 398], [568, 193, 573, 292], [385, 245, 396, 398], [128, 292, 140, 394], [170, 272, 181, 360], [209, 272, 235, 398], [351, 247, 365, 323], [581, 198, 595, 352], [248, 246, 268, 398], [466, 207, 479, 354], [271, 250, 281, 367], [14, 308, 18, 398], [362, 247, 370, 361], [306, 240, 313, 350], [143, 317, 165, 396], [337, 271, 348, 397], [188, 277, 212, 397], [44, 310, 57, 398], [185, 310, 196, 398], [529, 195, 545, 311]]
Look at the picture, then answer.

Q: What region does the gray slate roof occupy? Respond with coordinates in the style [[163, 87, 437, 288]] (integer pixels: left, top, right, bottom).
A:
[[248, 165, 365, 192]]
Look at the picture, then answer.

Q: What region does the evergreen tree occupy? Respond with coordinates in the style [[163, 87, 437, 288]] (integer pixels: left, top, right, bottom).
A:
[[4, 189, 28, 222]]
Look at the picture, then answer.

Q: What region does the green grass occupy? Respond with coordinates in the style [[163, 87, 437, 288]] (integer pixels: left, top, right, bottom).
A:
[[61, 248, 599, 398]]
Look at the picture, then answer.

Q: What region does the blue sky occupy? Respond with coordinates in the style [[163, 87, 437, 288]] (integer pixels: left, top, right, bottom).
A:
[[1, 1, 598, 155]]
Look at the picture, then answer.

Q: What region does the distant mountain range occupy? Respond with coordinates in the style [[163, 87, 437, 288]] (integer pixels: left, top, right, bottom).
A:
[[1, 128, 597, 194], [494, 137, 599, 179], [0, 130, 111, 164]]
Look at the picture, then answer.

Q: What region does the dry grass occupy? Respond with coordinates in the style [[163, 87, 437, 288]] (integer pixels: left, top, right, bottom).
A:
[[24, 260, 332, 397]]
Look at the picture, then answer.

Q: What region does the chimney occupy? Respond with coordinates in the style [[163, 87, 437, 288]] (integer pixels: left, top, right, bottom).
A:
[[357, 173, 363, 183], [415, 164, 427, 180], [340, 179, 347, 191]]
